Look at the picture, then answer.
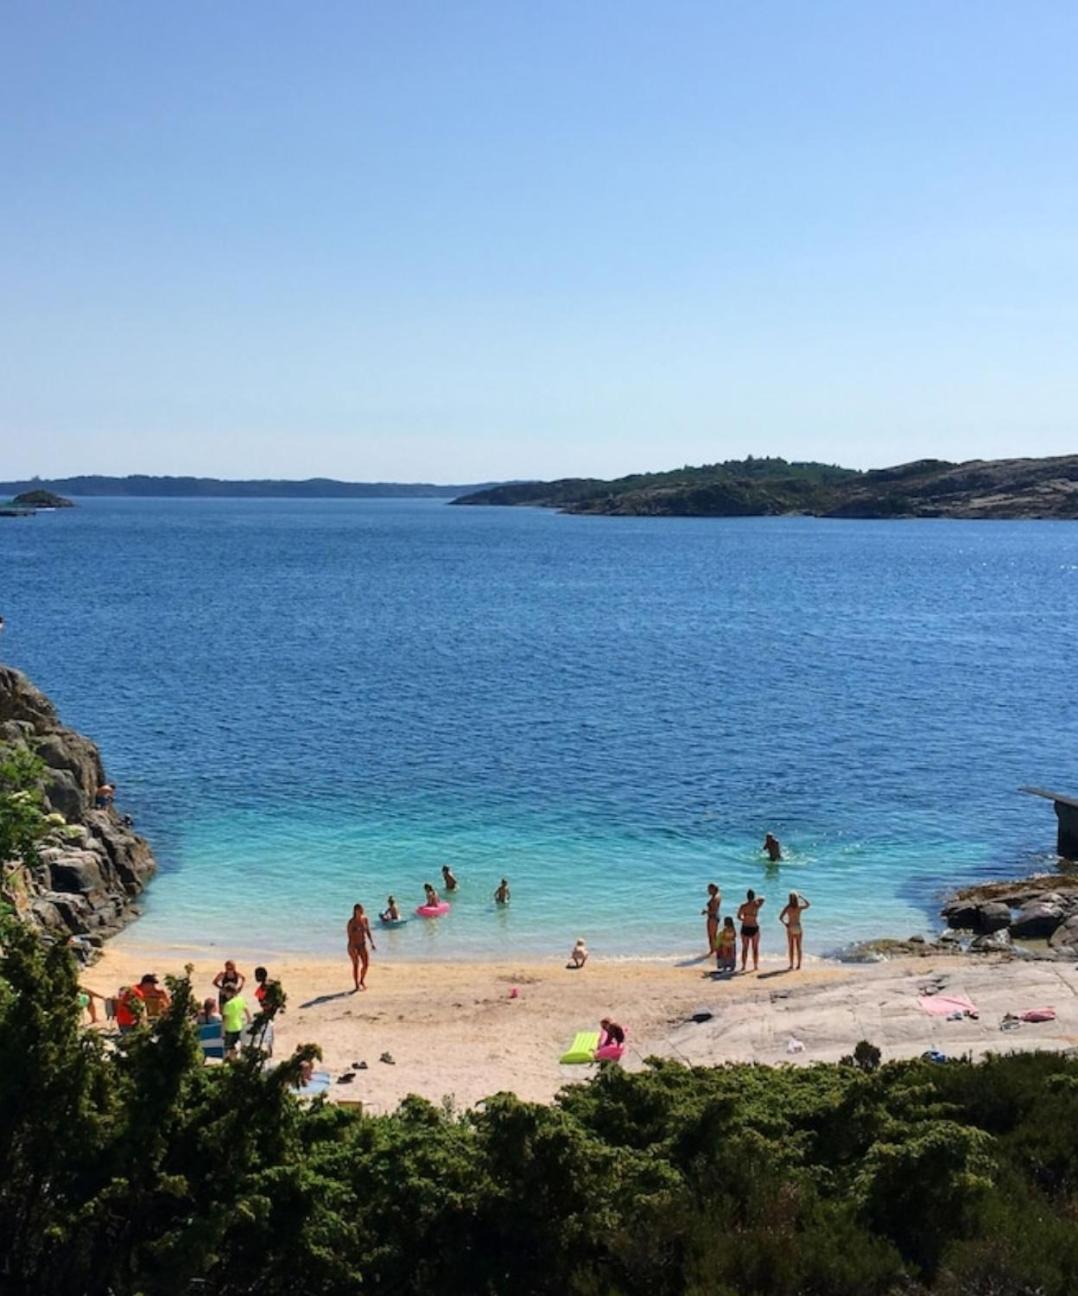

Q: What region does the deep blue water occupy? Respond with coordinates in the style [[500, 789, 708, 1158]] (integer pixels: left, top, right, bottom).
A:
[[2, 498, 1076, 959]]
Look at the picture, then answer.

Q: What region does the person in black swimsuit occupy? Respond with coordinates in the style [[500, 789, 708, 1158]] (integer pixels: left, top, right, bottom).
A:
[[737, 889, 765, 972], [701, 882, 722, 953], [212, 959, 245, 1011]]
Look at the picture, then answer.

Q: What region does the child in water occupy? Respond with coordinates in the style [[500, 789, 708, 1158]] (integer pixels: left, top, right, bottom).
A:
[[715, 916, 737, 974], [381, 895, 400, 921]]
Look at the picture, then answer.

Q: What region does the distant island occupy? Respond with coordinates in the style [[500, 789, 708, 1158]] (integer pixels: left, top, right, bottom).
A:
[[0, 475, 495, 499], [453, 454, 1078, 520], [0, 488, 75, 517], [13, 489, 74, 509]]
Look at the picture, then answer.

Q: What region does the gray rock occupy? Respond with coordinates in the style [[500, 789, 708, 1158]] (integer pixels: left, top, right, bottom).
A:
[[1011, 900, 1066, 940], [1049, 913, 1078, 956], [970, 928, 1012, 953], [941, 899, 1012, 933], [47, 852, 107, 899], [0, 664, 157, 948], [938, 930, 964, 946]]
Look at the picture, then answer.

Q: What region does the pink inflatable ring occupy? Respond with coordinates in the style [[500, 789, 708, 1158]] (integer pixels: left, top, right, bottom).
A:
[[415, 901, 451, 918]]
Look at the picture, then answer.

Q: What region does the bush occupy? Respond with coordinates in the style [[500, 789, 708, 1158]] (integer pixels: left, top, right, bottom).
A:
[[2, 928, 1077, 1296]]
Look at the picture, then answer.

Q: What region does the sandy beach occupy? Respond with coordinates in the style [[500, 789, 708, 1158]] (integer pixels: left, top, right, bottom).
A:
[[88, 938, 1078, 1113]]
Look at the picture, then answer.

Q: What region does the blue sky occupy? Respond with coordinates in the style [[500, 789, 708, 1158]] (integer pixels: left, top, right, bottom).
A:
[[2, 2, 1076, 481]]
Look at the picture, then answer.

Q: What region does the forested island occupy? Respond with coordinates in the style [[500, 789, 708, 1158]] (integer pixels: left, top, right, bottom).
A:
[[454, 454, 1078, 519], [0, 475, 490, 499]]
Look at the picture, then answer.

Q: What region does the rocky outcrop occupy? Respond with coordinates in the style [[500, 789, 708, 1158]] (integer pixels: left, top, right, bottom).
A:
[[941, 874, 1078, 958], [1, 665, 155, 950]]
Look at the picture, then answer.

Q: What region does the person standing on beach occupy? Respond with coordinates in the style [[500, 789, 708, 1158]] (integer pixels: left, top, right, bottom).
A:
[[212, 960, 245, 1010], [701, 882, 721, 952], [737, 889, 765, 972], [779, 891, 810, 970], [494, 878, 510, 904], [347, 903, 376, 991]]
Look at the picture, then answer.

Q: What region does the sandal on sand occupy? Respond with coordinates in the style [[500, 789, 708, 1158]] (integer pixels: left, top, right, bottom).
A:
[[357, 1060, 368, 1070], [337, 1072, 356, 1084], [379, 1051, 396, 1065]]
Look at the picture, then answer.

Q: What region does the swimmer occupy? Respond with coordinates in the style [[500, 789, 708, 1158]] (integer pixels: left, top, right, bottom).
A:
[[441, 865, 459, 892], [701, 882, 721, 952], [779, 891, 810, 970], [493, 878, 510, 904], [763, 833, 782, 863], [346, 903, 376, 991], [737, 889, 766, 972], [568, 937, 589, 969], [381, 895, 401, 922]]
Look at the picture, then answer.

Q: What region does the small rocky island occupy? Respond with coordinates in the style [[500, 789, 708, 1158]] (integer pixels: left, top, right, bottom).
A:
[[0, 664, 155, 951], [0, 488, 75, 517], [12, 488, 74, 509]]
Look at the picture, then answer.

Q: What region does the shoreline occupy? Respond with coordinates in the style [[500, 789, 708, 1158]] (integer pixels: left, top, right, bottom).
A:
[[89, 939, 1078, 1114]]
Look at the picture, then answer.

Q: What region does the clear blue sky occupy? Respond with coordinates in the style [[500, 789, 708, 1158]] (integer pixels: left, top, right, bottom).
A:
[[2, 2, 1076, 482]]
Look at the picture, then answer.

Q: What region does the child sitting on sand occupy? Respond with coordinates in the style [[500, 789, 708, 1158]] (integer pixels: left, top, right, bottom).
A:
[[715, 916, 737, 973], [568, 938, 589, 969]]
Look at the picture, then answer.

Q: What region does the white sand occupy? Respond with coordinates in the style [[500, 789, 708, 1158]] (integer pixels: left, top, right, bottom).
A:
[[88, 938, 1078, 1113]]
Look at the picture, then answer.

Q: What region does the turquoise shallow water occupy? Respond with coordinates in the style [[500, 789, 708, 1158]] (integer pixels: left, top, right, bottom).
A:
[[2, 498, 1076, 959]]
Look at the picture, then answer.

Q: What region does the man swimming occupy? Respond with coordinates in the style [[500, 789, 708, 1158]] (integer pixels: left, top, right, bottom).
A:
[[494, 878, 510, 904], [763, 833, 783, 862]]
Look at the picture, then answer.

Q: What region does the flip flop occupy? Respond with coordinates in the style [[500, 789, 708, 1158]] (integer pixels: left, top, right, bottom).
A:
[[379, 1051, 396, 1065]]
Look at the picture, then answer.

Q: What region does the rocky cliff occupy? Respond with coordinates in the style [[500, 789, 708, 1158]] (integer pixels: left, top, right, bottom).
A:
[[0, 665, 155, 951]]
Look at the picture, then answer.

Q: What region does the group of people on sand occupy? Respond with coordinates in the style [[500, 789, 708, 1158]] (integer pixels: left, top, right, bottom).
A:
[[699, 836, 809, 972], [704, 883, 810, 972], [82, 959, 278, 1060], [347, 868, 513, 992]]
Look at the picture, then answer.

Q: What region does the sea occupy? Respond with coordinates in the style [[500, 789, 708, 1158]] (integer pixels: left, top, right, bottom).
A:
[[2, 497, 1076, 960]]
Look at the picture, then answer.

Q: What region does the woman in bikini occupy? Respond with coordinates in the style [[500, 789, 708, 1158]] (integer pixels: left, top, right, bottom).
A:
[[212, 959, 245, 1010], [779, 890, 810, 970], [701, 882, 721, 953], [737, 889, 765, 972], [346, 903, 376, 991]]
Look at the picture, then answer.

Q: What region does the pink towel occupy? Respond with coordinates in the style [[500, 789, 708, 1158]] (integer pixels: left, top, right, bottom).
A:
[[1019, 1007, 1056, 1023], [918, 993, 978, 1017]]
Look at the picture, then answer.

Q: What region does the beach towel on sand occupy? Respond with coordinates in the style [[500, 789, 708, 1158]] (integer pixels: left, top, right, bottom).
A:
[[560, 1031, 600, 1064], [918, 993, 977, 1017]]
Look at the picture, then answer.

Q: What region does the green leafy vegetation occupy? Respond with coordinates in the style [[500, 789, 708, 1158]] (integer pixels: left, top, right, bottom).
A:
[[2, 911, 1078, 1295]]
